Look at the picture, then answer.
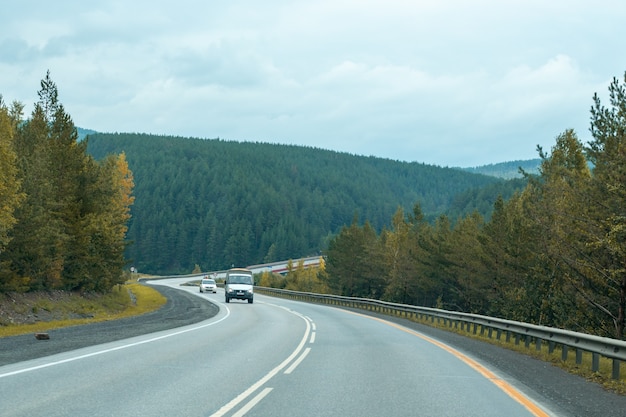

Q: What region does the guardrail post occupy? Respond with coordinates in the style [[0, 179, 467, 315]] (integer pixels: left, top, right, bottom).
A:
[[506, 331, 511, 343], [562, 345, 568, 361], [525, 335, 531, 348], [592, 353, 600, 372], [496, 329, 502, 340], [576, 349, 582, 365], [548, 341, 555, 354], [612, 359, 620, 380], [535, 337, 542, 351]]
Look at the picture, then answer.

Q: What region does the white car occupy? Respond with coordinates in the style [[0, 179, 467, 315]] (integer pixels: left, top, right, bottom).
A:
[[199, 278, 217, 293]]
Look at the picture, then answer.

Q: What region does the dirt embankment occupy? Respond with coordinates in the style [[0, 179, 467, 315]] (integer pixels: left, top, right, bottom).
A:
[[0, 291, 94, 326]]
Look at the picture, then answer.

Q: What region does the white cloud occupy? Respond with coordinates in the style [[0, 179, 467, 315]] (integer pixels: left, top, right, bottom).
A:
[[1, 0, 625, 166]]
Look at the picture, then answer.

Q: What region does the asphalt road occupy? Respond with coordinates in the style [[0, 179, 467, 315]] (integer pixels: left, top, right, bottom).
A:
[[1, 282, 626, 416]]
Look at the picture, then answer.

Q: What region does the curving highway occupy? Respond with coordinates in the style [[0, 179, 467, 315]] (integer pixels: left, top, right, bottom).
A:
[[0, 279, 624, 416]]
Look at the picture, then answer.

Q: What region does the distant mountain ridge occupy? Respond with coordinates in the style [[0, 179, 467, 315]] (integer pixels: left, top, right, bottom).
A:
[[458, 159, 541, 179], [77, 127, 98, 140], [79, 127, 540, 175]]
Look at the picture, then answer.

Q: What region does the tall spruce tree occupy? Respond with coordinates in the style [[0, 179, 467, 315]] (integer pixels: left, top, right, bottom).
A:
[[582, 73, 626, 338], [381, 205, 435, 305], [325, 215, 378, 297], [8, 92, 64, 289], [445, 211, 489, 313], [0, 99, 24, 250], [524, 131, 592, 330]]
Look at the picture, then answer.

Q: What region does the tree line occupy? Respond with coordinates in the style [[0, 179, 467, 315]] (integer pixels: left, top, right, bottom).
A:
[[0, 72, 134, 293], [323, 72, 626, 340]]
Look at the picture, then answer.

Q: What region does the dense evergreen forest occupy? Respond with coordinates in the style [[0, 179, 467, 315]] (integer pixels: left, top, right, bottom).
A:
[[86, 134, 522, 274], [322, 72, 626, 340], [0, 73, 133, 293]]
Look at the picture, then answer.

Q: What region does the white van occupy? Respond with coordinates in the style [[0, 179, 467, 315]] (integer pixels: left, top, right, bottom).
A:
[[224, 268, 254, 303]]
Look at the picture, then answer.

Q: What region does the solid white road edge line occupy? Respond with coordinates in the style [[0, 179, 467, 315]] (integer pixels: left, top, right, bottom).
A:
[[0, 307, 231, 379]]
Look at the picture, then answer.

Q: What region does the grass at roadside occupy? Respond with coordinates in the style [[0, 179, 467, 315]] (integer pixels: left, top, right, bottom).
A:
[[0, 283, 166, 338]]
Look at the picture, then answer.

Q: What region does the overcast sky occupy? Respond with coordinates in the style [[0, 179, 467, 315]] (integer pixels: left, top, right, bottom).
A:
[[1, 1, 625, 167]]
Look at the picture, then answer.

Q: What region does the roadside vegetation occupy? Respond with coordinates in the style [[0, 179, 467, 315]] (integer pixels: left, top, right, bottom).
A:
[[322, 72, 626, 341], [0, 280, 166, 338], [0, 72, 134, 294]]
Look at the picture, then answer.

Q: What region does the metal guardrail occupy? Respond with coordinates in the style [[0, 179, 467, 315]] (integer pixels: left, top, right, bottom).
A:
[[255, 286, 626, 379]]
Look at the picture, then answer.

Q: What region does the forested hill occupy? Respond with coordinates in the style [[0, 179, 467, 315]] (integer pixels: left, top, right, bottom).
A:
[[86, 133, 510, 275]]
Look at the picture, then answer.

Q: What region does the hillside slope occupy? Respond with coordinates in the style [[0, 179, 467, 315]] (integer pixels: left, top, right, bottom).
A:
[[87, 133, 505, 274]]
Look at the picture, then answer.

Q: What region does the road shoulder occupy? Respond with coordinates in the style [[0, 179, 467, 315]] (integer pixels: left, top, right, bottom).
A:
[[0, 285, 218, 366]]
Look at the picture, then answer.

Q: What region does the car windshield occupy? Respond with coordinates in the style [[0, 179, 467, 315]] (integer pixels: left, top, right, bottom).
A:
[[202, 280, 214, 284], [229, 275, 252, 285]]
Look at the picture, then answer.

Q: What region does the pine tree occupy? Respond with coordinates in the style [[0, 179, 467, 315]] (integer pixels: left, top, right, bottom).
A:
[[524, 130, 592, 329], [0, 99, 24, 251], [381, 207, 418, 304], [325, 215, 379, 297], [580, 73, 626, 338], [8, 93, 64, 290]]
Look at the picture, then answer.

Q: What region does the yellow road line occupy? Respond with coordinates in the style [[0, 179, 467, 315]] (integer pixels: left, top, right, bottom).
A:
[[346, 310, 551, 417]]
